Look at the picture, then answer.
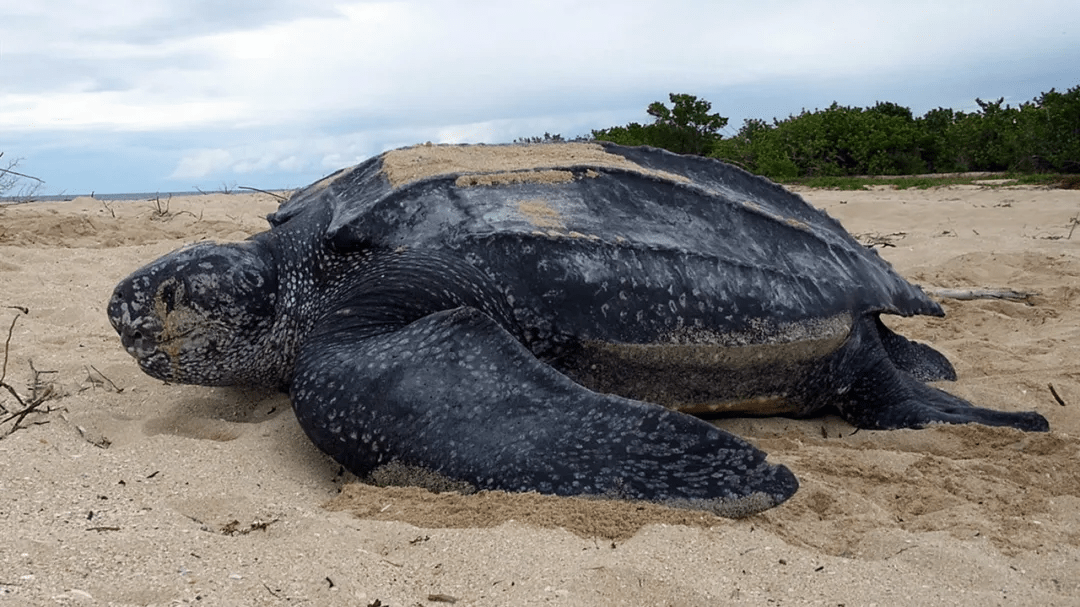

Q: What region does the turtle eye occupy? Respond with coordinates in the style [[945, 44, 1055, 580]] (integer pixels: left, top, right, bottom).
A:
[[160, 281, 178, 314]]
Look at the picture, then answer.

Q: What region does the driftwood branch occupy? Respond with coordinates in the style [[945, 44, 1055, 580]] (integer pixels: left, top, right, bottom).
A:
[[0, 310, 23, 398], [0, 152, 44, 183], [1, 308, 61, 436], [923, 287, 1037, 302], [0, 166, 44, 183], [1048, 383, 1067, 407], [855, 231, 907, 248], [238, 186, 289, 202]]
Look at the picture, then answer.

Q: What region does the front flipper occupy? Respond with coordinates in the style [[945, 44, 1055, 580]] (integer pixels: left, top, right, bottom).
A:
[[292, 307, 797, 517]]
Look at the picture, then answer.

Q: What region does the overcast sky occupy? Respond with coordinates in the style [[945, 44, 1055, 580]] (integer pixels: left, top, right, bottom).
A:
[[2, 0, 1078, 195]]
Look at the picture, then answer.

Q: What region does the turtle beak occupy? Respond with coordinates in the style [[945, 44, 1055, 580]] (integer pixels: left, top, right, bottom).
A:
[[108, 282, 162, 360]]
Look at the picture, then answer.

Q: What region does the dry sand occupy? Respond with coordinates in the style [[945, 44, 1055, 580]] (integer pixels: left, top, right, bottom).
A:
[[0, 184, 1078, 606]]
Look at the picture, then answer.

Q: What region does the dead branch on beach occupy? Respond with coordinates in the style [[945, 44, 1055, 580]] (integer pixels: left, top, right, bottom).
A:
[[0, 152, 44, 184], [923, 287, 1037, 302], [80, 364, 123, 394], [0, 307, 62, 437], [1048, 383, 1067, 407], [149, 193, 200, 221], [0, 153, 44, 203], [855, 231, 907, 248], [1027, 211, 1080, 240], [150, 194, 175, 218], [238, 186, 289, 202]]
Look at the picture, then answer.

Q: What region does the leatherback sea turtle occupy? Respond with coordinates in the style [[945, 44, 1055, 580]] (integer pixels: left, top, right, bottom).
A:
[[108, 142, 1048, 517]]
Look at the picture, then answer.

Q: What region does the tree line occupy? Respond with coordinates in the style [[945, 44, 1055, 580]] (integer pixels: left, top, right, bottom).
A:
[[586, 88, 1080, 179]]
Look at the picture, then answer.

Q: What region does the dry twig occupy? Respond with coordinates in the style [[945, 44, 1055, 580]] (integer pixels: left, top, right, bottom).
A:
[[238, 186, 288, 202], [1, 309, 25, 410], [0, 152, 44, 183], [855, 231, 907, 248], [1, 308, 62, 436], [923, 287, 1037, 302], [1048, 383, 1067, 407], [149, 194, 199, 221], [81, 364, 123, 393]]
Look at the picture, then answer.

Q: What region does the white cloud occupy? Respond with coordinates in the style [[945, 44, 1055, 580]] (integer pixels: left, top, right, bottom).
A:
[[170, 149, 234, 179], [166, 131, 375, 183], [276, 155, 306, 172], [0, 91, 247, 131], [10, 0, 1075, 135], [4, 0, 1079, 192], [162, 108, 621, 185]]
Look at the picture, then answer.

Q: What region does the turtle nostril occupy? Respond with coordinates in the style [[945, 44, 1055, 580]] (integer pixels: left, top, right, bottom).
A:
[[120, 328, 145, 350]]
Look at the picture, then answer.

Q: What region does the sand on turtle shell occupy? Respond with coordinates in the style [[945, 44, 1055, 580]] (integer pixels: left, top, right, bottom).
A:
[[379, 142, 690, 188], [0, 183, 1078, 605]]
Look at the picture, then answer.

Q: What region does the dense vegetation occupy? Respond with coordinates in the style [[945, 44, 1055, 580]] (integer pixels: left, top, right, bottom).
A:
[[591, 94, 729, 156], [587, 87, 1080, 180]]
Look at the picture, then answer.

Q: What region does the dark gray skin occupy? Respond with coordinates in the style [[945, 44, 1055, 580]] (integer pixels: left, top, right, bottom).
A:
[[108, 143, 1048, 517]]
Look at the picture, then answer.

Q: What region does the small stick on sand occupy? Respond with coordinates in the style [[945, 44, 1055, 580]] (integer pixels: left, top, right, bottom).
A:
[[1048, 383, 1067, 406], [1, 309, 26, 409], [923, 287, 1037, 302], [1, 308, 63, 436], [238, 186, 289, 202], [84, 364, 124, 393]]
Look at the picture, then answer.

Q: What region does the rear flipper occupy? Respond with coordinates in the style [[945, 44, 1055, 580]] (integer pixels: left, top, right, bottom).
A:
[[837, 316, 1049, 431], [875, 316, 956, 382], [291, 307, 798, 517]]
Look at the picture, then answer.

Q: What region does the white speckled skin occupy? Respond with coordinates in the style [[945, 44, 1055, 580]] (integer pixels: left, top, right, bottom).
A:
[[109, 240, 281, 385], [108, 143, 1048, 517], [294, 307, 796, 517]]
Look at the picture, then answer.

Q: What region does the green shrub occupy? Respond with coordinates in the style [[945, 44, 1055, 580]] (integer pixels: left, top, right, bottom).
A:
[[597, 86, 1080, 178], [593, 94, 728, 156]]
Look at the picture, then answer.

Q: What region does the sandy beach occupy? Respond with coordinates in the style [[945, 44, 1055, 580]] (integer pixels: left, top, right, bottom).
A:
[[1, 182, 1078, 605]]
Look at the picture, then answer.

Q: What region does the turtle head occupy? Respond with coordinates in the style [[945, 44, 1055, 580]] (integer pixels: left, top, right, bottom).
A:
[[108, 240, 279, 386]]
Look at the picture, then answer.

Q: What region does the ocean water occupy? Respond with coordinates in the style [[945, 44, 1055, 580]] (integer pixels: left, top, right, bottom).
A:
[[0, 190, 287, 204]]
